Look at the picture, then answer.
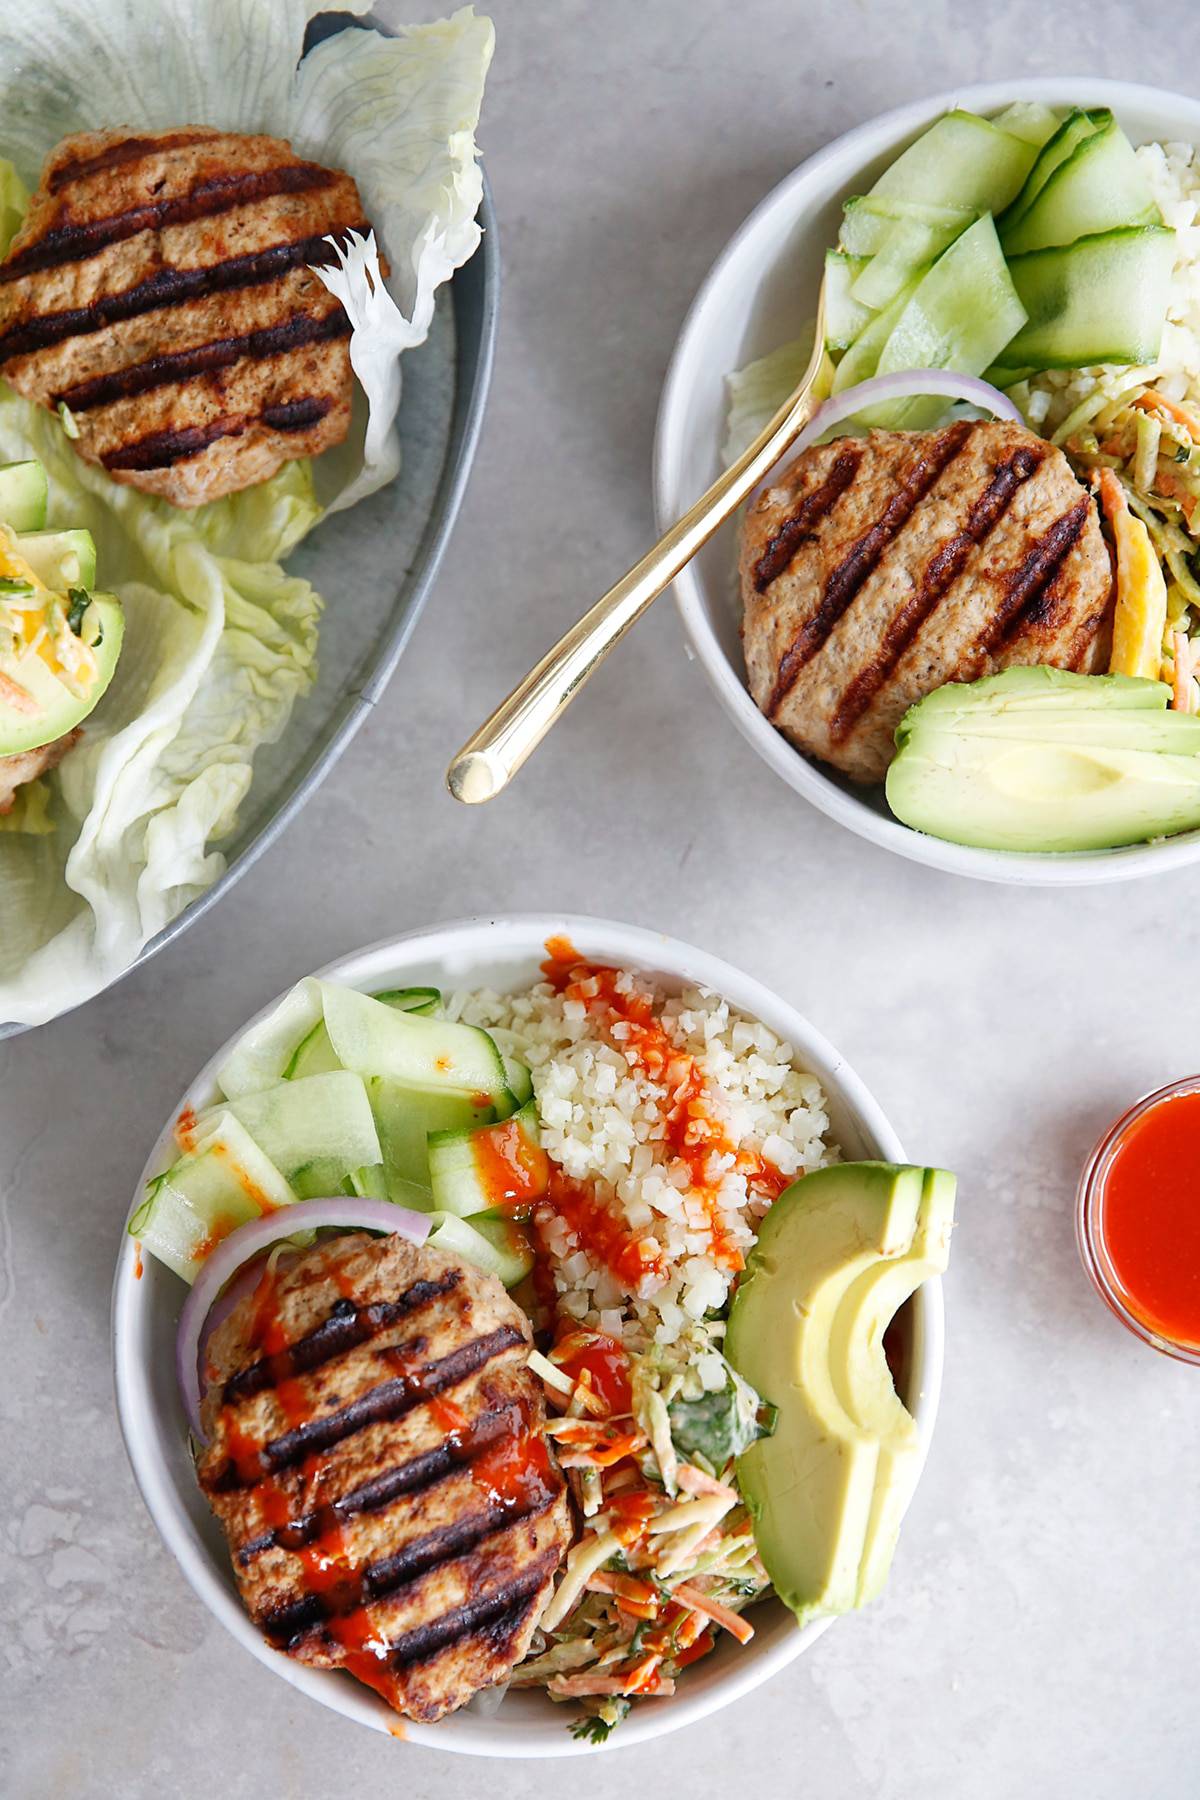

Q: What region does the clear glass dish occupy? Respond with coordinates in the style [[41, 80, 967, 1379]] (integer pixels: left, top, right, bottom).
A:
[[1076, 1075, 1200, 1365]]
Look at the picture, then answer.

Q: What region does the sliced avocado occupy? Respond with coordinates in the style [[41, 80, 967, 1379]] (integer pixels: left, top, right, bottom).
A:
[[896, 667, 1168, 746], [725, 1162, 925, 1625], [887, 728, 1200, 852], [0, 593, 124, 756], [0, 460, 48, 532], [913, 708, 1200, 751], [829, 1168, 956, 1605], [15, 529, 97, 592]]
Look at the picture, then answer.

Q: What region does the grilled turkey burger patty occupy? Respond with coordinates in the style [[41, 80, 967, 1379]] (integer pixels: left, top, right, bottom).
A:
[[741, 420, 1115, 782], [197, 1232, 573, 1723], [0, 126, 373, 507]]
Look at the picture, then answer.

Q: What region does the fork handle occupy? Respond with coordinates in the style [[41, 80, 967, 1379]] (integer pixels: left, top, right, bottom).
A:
[[446, 377, 823, 803]]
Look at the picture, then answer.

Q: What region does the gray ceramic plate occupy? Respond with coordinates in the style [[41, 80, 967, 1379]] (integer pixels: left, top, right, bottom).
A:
[[0, 149, 497, 1039]]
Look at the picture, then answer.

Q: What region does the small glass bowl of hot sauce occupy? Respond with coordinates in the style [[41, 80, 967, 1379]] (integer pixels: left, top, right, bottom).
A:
[[1077, 1077, 1200, 1363]]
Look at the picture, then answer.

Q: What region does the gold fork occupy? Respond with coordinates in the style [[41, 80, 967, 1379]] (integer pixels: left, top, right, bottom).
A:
[[446, 284, 829, 803]]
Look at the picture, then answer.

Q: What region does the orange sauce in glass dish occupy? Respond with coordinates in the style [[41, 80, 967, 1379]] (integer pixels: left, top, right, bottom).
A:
[[1079, 1079, 1200, 1359]]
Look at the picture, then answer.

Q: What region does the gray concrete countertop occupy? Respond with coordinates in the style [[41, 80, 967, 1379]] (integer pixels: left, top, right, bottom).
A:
[[3, 3, 1197, 1794]]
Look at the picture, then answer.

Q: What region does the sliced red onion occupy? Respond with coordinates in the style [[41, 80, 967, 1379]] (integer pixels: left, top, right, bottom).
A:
[[175, 1198, 432, 1443], [751, 369, 1023, 508]]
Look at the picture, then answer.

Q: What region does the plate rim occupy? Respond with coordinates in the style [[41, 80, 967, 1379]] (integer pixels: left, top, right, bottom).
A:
[[653, 76, 1200, 887], [111, 911, 946, 1758]]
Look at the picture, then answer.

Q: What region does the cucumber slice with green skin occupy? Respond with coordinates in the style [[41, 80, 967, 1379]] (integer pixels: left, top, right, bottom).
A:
[[320, 981, 509, 1103], [0, 460, 47, 532], [824, 251, 873, 350], [989, 102, 1062, 149], [372, 986, 441, 1016], [284, 986, 446, 1079], [1000, 116, 1159, 256], [426, 1210, 535, 1289], [850, 208, 977, 312], [130, 1113, 298, 1283], [997, 107, 1109, 238], [428, 1099, 549, 1219], [502, 1057, 534, 1108], [370, 1076, 495, 1195], [867, 109, 1037, 215], [995, 225, 1176, 369], [840, 195, 972, 258], [831, 281, 918, 394], [196, 1070, 382, 1200], [217, 978, 322, 1099], [867, 216, 1027, 426], [14, 528, 97, 591], [284, 1020, 341, 1080]]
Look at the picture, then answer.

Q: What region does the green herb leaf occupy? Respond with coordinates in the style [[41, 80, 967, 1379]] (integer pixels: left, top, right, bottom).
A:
[[569, 1699, 630, 1743], [66, 587, 91, 636], [1176, 444, 1192, 464], [669, 1357, 774, 1465], [0, 576, 33, 595]]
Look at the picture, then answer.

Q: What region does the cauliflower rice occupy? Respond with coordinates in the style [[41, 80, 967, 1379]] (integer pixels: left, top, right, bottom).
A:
[[449, 958, 836, 1348]]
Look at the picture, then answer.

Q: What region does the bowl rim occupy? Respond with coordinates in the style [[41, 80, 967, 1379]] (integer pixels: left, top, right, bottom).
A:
[[111, 912, 946, 1758], [653, 75, 1200, 887]]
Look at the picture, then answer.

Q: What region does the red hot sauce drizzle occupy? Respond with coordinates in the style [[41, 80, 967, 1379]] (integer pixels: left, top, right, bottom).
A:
[[537, 938, 786, 1288], [212, 1246, 556, 1711]]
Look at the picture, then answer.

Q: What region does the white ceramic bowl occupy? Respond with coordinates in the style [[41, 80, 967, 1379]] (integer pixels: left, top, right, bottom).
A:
[[654, 78, 1200, 886], [112, 913, 945, 1757]]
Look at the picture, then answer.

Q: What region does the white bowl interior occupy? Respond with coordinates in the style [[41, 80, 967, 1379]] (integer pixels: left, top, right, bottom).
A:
[[654, 78, 1200, 886], [112, 914, 943, 1757]]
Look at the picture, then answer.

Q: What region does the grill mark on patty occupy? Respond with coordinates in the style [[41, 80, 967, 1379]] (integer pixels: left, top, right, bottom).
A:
[[0, 162, 336, 281], [206, 1324, 527, 1489], [102, 394, 335, 471], [0, 227, 366, 365], [235, 1399, 525, 1565], [984, 497, 1093, 653], [262, 1489, 557, 1648], [221, 1272, 464, 1409], [766, 420, 977, 717], [752, 446, 863, 592], [381, 1551, 559, 1670], [829, 444, 1047, 742], [55, 306, 351, 412], [48, 130, 215, 192]]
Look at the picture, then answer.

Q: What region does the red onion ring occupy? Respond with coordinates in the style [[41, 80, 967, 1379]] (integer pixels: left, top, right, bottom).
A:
[[750, 369, 1024, 509], [175, 1198, 432, 1442]]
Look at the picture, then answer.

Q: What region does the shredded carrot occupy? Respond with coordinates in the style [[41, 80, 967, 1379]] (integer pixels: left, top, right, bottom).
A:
[[1095, 466, 1128, 524], [0, 669, 39, 715], [1134, 389, 1200, 435], [673, 1607, 710, 1651], [557, 1430, 647, 1469], [670, 1582, 755, 1645], [587, 1571, 659, 1607], [548, 1667, 674, 1699], [1154, 468, 1200, 528], [618, 1653, 666, 1695], [585, 1572, 659, 1621], [675, 1464, 738, 1503]]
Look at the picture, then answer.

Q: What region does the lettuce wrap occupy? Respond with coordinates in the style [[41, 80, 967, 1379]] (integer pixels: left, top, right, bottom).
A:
[[0, 0, 493, 1027]]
